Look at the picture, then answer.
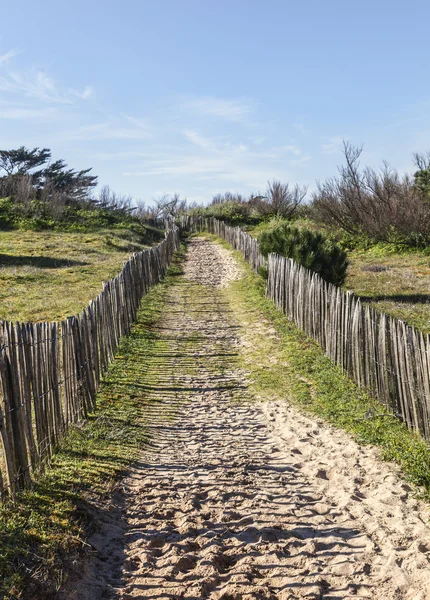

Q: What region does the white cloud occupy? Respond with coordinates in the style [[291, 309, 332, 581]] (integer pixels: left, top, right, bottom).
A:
[[0, 49, 20, 67], [183, 96, 255, 122], [290, 155, 312, 166], [123, 156, 223, 177], [0, 70, 68, 103], [122, 144, 293, 190], [123, 114, 151, 129], [250, 135, 266, 145]]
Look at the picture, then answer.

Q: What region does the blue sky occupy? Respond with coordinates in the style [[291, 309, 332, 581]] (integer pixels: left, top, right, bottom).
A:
[[1, 0, 429, 205]]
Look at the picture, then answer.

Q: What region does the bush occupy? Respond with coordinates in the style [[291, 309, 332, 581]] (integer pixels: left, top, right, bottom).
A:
[[311, 142, 430, 246], [187, 183, 306, 226], [259, 222, 349, 286], [0, 197, 16, 229]]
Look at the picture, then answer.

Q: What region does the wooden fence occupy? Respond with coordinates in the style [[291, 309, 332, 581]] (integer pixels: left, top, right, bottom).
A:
[[180, 216, 265, 273], [182, 216, 430, 442], [0, 227, 180, 499]]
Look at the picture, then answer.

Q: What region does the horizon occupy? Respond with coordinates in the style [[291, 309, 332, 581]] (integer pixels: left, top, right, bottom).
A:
[[1, 0, 429, 205]]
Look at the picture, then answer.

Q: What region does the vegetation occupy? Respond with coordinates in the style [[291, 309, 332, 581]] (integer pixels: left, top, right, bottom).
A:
[[0, 247, 185, 599], [248, 218, 430, 335], [0, 147, 190, 233], [413, 151, 430, 200], [213, 235, 430, 500], [346, 246, 430, 335], [0, 146, 99, 229], [0, 226, 164, 322], [311, 142, 430, 249], [187, 181, 307, 226], [258, 220, 349, 285]]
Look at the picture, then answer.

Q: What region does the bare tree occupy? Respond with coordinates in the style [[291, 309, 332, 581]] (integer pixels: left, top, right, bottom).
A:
[[151, 193, 188, 218], [211, 192, 246, 205], [312, 141, 430, 240], [413, 151, 430, 172], [97, 185, 133, 212], [265, 180, 307, 218]]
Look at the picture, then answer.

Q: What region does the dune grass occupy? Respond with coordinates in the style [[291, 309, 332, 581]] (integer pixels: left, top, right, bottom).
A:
[[346, 247, 430, 334], [0, 226, 164, 323]]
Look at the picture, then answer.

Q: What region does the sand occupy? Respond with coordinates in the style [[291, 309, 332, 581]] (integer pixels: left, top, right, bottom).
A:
[[63, 238, 430, 600]]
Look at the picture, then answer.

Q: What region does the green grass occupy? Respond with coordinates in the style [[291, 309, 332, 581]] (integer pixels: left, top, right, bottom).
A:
[[201, 235, 430, 501], [0, 247, 184, 600], [247, 218, 430, 335], [0, 226, 164, 322]]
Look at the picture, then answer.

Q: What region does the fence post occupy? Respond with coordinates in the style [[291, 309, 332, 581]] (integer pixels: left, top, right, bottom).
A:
[[0, 354, 31, 495]]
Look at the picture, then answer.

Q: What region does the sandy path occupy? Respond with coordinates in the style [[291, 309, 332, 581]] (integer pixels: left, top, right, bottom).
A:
[[68, 238, 430, 600]]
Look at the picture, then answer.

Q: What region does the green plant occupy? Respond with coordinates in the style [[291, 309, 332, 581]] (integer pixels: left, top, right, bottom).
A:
[[259, 222, 349, 286], [0, 197, 16, 229]]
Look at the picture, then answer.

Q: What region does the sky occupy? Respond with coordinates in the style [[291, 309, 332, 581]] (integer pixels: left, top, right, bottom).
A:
[[1, 0, 430, 205]]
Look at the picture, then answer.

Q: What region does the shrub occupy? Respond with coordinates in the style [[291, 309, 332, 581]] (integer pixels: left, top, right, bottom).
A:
[[0, 197, 16, 229], [198, 185, 307, 224], [263, 180, 307, 218], [311, 142, 430, 246], [259, 222, 349, 286]]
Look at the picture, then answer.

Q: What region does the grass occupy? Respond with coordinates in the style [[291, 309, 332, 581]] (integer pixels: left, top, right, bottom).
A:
[[247, 218, 430, 335], [0, 247, 184, 600], [346, 247, 430, 334], [201, 235, 430, 501], [0, 225, 164, 322], [2, 232, 430, 598]]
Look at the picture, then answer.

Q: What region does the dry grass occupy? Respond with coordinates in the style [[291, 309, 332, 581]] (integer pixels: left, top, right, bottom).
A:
[[346, 249, 430, 335], [0, 228, 162, 322]]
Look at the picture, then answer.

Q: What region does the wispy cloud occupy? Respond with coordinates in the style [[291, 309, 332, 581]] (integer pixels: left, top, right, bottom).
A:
[[182, 95, 255, 123], [0, 105, 57, 120], [183, 130, 219, 151], [292, 121, 307, 134], [122, 141, 292, 190], [0, 49, 20, 67], [0, 70, 94, 104], [63, 120, 153, 141], [124, 156, 284, 190], [71, 85, 95, 100], [282, 144, 302, 156]]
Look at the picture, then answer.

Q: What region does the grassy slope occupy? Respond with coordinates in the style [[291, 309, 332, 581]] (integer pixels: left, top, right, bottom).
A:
[[346, 247, 430, 334], [0, 247, 184, 600], [247, 219, 430, 335], [0, 226, 164, 322]]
